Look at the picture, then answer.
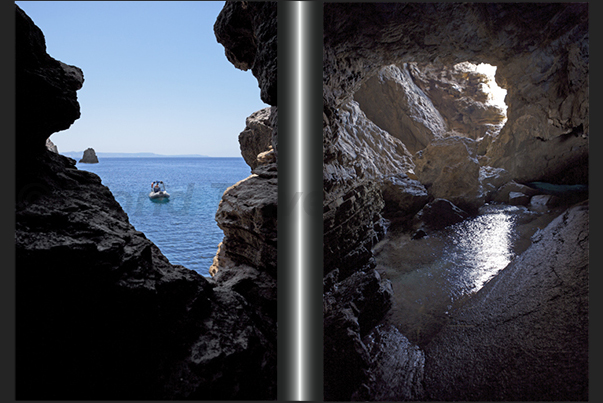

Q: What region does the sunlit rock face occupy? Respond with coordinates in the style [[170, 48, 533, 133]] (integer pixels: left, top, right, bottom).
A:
[[414, 136, 484, 212], [323, 2, 587, 400], [353, 64, 448, 154], [16, 4, 277, 400], [238, 107, 273, 169], [408, 62, 508, 139]]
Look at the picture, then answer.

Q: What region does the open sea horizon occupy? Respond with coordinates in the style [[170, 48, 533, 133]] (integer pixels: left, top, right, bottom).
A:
[[75, 157, 252, 276]]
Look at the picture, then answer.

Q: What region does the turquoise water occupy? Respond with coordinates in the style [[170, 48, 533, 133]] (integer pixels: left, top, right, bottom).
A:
[[76, 157, 251, 276]]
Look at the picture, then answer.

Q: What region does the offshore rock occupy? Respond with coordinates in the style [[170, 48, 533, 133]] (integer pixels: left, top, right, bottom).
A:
[[238, 107, 273, 169], [79, 147, 99, 163], [354, 64, 447, 154], [424, 202, 589, 400], [16, 4, 276, 400], [414, 136, 484, 212]]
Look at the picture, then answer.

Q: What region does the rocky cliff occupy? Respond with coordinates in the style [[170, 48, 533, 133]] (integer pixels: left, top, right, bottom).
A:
[[15, 4, 277, 400], [323, 3, 588, 400]]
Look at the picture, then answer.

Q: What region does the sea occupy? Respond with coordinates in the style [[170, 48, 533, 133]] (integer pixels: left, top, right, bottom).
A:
[[75, 157, 252, 277]]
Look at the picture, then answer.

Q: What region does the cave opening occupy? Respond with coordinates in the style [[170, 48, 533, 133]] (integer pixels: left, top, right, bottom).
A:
[[352, 59, 584, 347]]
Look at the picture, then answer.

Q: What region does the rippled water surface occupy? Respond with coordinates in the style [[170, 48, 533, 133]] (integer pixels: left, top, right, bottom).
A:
[[375, 204, 562, 346], [77, 157, 251, 276]]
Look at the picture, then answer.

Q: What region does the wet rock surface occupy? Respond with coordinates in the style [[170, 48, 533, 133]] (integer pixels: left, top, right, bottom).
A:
[[423, 202, 589, 401], [15, 4, 277, 400]]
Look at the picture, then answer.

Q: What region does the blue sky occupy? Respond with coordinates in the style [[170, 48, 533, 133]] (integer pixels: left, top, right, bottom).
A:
[[16, 1, 269, 157]]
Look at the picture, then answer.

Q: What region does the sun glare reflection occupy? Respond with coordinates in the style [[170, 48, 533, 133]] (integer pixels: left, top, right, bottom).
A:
[[452, 208, 515, 293]]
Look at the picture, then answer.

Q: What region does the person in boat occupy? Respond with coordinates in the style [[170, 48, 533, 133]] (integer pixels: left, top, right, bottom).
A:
[[153, 182, 160, 193]]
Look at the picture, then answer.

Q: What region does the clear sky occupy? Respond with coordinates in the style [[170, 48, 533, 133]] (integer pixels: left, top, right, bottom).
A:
[[16, 1, 269, 157]]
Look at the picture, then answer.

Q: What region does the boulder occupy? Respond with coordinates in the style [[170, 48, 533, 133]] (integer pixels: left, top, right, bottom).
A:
[[508, 191, 531, 206], [492, 180, 540, 203], [354, 64, 447, 154], [79, 147, 99, 163], [479, 165, 512, 201], [380, 173, 429, 225], [413, 136, 484, 212], [411, 198, 470, 232], [529, 194, 560, 212], [238, 107, 273, 169]]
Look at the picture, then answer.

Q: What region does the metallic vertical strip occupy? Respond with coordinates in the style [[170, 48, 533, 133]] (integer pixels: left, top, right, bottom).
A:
[[277, 2, 298, 400], [278, 1, 323, 400]]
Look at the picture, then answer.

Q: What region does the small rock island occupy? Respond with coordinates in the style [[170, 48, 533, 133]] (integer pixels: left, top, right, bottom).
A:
[[79, 147, 99, 163]]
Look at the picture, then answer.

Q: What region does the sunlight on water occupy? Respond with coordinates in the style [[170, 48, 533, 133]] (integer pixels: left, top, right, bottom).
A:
[[377, 205, 535, 346], [448, 207, 515, 295]]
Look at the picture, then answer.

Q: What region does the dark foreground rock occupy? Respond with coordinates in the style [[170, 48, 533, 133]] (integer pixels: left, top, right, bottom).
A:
[[323, 269, 394, 401], [423, 201, 589, 401], [15, 4, 277, 400]]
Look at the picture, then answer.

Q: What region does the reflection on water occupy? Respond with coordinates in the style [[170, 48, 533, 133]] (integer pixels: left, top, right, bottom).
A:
[[375, 204, 561, 347], [447, 206, 515, 297]]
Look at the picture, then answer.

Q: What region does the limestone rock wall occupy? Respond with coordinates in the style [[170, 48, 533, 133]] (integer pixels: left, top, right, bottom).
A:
[[408, 62, 507, 140], [238, 107, 275, 169], [353, 64, 448, 154]]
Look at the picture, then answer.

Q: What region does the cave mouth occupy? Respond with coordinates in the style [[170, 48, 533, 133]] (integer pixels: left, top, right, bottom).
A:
[[472, 62, 508, 120]]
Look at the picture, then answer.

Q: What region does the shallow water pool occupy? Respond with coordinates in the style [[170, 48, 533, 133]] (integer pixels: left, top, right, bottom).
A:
[[374, 203, 562, 347]]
